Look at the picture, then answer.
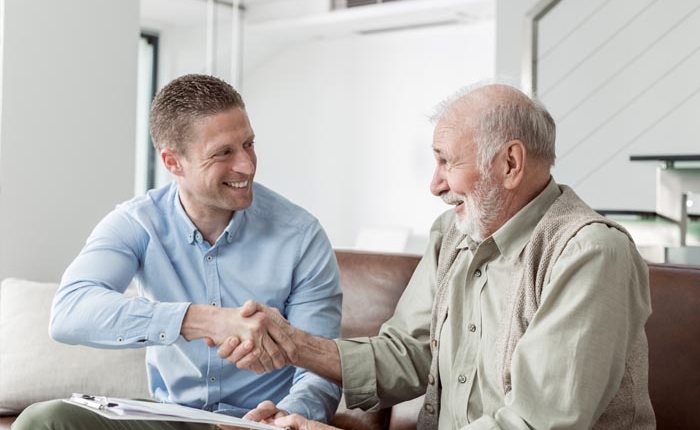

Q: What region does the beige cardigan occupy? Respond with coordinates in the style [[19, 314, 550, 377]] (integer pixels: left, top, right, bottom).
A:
[[418, 185, 654, 429]]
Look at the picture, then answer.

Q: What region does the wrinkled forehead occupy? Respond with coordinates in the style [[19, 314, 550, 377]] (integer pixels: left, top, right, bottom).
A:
[[432, 115, 477, 160]]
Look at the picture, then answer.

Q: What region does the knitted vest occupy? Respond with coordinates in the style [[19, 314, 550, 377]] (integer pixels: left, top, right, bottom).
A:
[[417, 185, 654, 430]]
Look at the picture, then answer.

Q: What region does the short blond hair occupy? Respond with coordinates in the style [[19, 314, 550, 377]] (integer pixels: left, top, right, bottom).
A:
[[149, 74, 245, 153]]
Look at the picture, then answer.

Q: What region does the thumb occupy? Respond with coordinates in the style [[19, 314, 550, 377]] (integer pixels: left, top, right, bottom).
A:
[[240, 299, 260, 318]]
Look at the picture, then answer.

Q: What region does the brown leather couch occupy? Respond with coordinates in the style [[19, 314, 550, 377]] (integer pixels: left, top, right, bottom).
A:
[[330, 252, 700, 430], [2, 251, 699, 429]]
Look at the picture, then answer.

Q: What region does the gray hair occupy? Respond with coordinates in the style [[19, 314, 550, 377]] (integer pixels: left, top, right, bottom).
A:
[[431, 81, 556, 174]]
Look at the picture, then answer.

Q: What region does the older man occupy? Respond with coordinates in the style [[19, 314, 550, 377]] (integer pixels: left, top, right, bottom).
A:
[[221, 82, 655, 429]]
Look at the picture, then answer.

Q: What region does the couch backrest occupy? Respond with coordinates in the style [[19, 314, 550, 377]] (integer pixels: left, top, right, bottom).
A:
[[334, 251, 700, 430], [332, 250, 422, 430], [336, 250, 421, 338], [646, 263, 700, 429]]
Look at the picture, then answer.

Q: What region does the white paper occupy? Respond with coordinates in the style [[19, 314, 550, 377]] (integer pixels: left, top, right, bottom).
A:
[[64, 394, 283, 430]]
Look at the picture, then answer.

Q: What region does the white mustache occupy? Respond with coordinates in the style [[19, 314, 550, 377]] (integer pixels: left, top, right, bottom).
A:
[[441, 192, 464, 206]]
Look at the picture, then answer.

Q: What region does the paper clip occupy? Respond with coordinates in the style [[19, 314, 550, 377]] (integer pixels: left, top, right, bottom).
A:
[[70, 393, 118, 410]]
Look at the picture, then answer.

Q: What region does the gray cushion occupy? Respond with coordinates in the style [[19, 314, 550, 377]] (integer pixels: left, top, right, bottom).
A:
[[0, 278, 149, 415]]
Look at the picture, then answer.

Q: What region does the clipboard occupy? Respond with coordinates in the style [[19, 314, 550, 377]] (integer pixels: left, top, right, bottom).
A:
[[64, 393, 283, 429]]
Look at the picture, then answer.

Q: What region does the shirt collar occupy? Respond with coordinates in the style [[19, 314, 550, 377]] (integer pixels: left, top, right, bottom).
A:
[[491, 177, 561, 262], [172, 185, 244, 245]]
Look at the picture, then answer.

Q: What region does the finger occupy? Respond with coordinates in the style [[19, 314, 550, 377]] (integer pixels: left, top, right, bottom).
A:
[[243, 400, 278, 422], [217, 337, 241, 359], [256, 341, 275, 372], [249, 359, 265, 374], [273, 414, 305, 430], [265, 318, 298, 363], [224, 339, 256, 364], [235, 349, 262, 369], [262, 332, 288, 369], [240, 299, 261, 318], [204, 336, 216, 348]]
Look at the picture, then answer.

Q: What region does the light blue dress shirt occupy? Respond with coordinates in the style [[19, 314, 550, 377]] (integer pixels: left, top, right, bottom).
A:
[[50, 181, 342, 422]]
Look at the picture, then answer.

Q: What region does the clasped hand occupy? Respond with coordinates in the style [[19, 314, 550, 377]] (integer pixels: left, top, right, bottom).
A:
[[196, 300, 296, 374], [213, 301, 297, 373]]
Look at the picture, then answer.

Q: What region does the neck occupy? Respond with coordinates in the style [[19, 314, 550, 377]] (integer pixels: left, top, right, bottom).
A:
[[178, 194, 233, 246], [484, 172, 551, 238]]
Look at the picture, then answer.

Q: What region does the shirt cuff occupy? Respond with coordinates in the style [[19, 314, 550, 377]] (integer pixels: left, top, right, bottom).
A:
[[335, 337, 381, 411], [148, 301, 190, 344]]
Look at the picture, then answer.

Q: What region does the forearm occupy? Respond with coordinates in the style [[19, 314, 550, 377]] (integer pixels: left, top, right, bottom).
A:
[[278, 369, 342, 422], [51, 280, 188, 348], [290, 329, 343, 386]]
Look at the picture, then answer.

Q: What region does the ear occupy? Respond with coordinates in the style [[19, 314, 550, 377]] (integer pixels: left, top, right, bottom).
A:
[[500, 140, 526, 190], [161, 148, 185, 177]]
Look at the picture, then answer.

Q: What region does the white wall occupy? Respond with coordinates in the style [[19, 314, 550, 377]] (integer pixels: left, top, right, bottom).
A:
[[143, 5, 496, 252], [244, 22, 495, 250], [496, 0, 700, 217], [0, 0, 140, 281], [495, 0, 538, 80]]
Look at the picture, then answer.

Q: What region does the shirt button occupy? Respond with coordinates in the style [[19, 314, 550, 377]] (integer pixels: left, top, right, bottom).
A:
[[210, 377, 216, 382], [117, 336, 124, 342], [474, 269, 482, 277], [468, 323, 477, 332], [424, 404, 435, 415], [428, 374, 435, 385], [211, 302, 217, 307], [206, 255, 213, 261], [159, 333, 166, 340], [458, 374, 467, 384]]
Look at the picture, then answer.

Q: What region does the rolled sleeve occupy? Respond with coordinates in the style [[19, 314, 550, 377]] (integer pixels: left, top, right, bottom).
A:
[[336, 337, 381, 410]]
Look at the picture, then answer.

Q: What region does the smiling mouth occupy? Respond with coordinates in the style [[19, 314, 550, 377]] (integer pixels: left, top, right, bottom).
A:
[[442, 193, 462, 206], [225, 180, 249, 189]]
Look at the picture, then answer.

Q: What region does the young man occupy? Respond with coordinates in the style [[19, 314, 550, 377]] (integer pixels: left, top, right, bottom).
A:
[[13, 74, 342, 430]]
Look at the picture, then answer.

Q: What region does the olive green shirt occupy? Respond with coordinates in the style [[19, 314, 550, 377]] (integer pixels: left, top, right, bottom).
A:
[[336, 179, 653, 429]]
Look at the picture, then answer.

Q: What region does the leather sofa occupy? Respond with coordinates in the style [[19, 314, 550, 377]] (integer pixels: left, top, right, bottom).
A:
[[2, 250, 699, 429], [330, 251, 700, 430]]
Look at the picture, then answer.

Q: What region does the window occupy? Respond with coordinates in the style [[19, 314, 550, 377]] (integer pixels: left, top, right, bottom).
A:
[[135, 32, 159, 195]]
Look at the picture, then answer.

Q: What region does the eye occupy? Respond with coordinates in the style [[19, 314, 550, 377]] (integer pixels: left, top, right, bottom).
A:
[[243, 141, 255, 149], [214, 148, 232, 158]]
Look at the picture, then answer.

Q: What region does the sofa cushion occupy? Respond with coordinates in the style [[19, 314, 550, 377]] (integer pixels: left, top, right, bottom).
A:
[[0, 278, 149, 415]]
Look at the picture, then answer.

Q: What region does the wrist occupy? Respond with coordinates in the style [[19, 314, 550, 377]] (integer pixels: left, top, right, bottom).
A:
[[292, 331, 342, 385], [181, 303, 220, 341]]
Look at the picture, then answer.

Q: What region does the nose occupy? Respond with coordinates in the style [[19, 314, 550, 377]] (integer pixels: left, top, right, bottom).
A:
[[430, 164, 448, 197], [231, 150, 255, 175]]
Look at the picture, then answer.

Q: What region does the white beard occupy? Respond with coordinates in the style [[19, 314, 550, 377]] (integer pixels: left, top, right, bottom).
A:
[[443, 172, 505, 242]]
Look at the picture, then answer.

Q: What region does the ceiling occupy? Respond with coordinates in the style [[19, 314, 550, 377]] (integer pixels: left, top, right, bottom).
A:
[[140, 0, 493, 28]]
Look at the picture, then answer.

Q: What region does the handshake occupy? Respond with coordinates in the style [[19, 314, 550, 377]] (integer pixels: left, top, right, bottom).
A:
[[181, 300, 341, 430], [214, 301, 299, 374], [181, 300, 338, 379]]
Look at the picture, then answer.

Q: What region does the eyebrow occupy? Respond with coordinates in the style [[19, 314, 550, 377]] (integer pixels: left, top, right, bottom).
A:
[[432, 147, 448, 158]]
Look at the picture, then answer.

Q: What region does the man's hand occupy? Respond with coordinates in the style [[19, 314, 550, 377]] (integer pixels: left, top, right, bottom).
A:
[[181, 300, 292, 373], [273, 414, 340, 430], [216, 301, 343, 385], [243, 400, 288, 423], [216, 401, 289, 430], [217, 301, 299, 371], [217, 412, 339, 430]]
